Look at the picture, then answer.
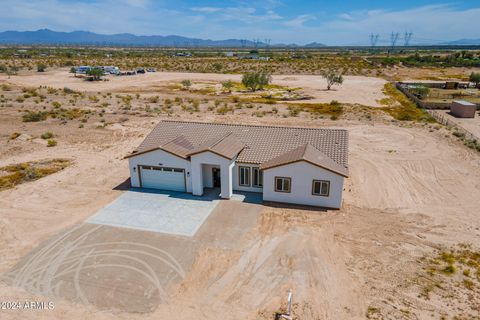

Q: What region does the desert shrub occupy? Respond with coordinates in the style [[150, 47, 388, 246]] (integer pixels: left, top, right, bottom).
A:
[[217, 104, 233, 115], [0, 159, 70, 191], [148, 96, 159, 103], [287, 106, 300, 117], [181, 79, 192, 89], [37, 63, 47, 72], [47, 139, 57, 147], [52, 101, 62, 108], [381, 83, 435, 122], [63, 87, 75, 94], [10, 132, 21, 140], [89, 95, 99, 103], [22, 111, 48, 122], [221, 80, 234, 92], [41, 131, 54, 139]]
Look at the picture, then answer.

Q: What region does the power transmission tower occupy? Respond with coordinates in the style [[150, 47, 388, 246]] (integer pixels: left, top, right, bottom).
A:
[[240, 39, 247, 48], [264, 38, 271, 51], [369, 34, 379, 47], [404, 32, 413, 46], [390, 32, 400, 48]]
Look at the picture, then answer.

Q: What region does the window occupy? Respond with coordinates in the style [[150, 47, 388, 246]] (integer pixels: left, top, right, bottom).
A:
[[239, 166, 250, 186], [312, 180, 330, 196], [252, 167, 263, 187], [275, 177, 291, 193]]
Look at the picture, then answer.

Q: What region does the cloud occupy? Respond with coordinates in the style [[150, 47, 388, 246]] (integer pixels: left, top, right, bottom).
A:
[[190, 6, 282, 24], [283, 14, 316, 27], [0, 1, 479, 45], [320, 4, 480, 45], [191, 7, 222, 13]]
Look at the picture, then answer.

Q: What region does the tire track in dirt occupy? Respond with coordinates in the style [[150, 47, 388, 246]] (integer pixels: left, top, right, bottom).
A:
[[1, 223, 187, 312]]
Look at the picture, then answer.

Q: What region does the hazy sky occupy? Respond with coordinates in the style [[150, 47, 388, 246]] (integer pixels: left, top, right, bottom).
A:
[[0, 0, 479, 45]]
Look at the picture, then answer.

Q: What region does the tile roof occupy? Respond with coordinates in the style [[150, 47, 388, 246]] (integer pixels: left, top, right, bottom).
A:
[[260, 143, 349, 176], [186, 133, 245, 160], [128, 120, 348, 173]]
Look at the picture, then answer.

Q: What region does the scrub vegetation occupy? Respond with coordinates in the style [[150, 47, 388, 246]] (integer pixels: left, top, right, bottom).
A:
[[0, 159, 71, 191]]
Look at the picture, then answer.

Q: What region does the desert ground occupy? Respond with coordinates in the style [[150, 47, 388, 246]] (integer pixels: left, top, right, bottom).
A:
[[0, 69, 479, 320], [4, 69, 388, 106]]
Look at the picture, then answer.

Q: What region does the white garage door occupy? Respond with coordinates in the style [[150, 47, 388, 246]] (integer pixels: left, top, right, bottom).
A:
[[140, 166, 185, 192]]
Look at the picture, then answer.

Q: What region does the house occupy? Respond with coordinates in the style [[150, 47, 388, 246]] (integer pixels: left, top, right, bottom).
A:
[[126, 121, 349, 208]]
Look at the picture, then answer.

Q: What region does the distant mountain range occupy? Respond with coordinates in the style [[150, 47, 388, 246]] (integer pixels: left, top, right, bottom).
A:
[[441, 38, 480, 45], [0, 29, 327, 48]]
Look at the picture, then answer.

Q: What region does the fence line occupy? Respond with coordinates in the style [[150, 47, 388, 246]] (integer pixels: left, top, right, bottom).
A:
[[395, 82, 479, 142]]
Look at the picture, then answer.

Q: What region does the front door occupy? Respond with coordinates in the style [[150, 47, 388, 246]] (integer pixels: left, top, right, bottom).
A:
[[212, 168, 221, 187]]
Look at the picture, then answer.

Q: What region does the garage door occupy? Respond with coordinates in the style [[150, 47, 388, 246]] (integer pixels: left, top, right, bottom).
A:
[[140, 166, 185, 192]]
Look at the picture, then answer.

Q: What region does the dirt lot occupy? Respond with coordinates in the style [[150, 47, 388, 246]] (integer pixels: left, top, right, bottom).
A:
[[2, 69, 388, 107], [437, 109, 480, 139], [0, 70, 479, 319]]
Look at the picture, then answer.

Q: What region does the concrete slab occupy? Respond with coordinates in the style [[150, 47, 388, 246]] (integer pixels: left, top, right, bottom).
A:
[[87, 188, 220, 236]]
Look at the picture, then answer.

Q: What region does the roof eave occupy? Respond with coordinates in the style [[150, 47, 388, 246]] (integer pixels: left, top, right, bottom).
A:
[[261, 159, 349, 178]]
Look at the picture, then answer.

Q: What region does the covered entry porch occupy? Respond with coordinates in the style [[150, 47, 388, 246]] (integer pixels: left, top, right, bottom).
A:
[[190, 151, 235, 199]]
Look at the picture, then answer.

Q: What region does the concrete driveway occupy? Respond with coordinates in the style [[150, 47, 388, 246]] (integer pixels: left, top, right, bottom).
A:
[[3, 199, 262, 313], [87, 188, 220, 236]]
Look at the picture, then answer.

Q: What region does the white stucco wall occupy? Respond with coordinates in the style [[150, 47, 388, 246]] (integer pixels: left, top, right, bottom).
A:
[[232, 163, 263, 193], [190, 152, 235, 198], [128, 150, 192, 192], [262, 161, 345, 208]]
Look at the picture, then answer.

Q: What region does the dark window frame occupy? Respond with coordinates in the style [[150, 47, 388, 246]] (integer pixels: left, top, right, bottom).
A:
[[239, 166, 251, 186], [274, 176, 291, 193], [252, 167, 263, 188], [312, 180, 330, 197]]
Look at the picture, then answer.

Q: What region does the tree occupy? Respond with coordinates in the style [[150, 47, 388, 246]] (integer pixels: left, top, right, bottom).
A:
[[37, 63, 47, 72], [181, 79, 192, 89], [85, 67, 104, 81], [470, 72, 480, 88], [221, 80, 234, 93], [242, 71, 271, 92], [322, 71, 344, 90], [70, 67, 77, 77]]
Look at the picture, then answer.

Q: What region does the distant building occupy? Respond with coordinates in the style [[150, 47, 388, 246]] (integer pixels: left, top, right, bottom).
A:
[[450, 100, 477, 118], [225, 52, 235, 57]]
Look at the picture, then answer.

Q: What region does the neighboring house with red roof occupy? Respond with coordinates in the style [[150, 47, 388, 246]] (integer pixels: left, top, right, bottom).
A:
[[125, 121, 349, 208]]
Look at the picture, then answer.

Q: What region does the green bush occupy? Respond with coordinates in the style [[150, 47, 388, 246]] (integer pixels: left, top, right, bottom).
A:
[[41, 131, 54, 139], [47, 139, 57, 147], [37, 63, 47, 72], [22, 111, 48, 122]]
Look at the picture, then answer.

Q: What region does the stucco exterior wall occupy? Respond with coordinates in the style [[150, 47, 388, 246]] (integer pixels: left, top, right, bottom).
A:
[[262, 161, 345, 208], [232, 163, 263, 193], [190, 151, 235, 198], [128, 149, 192, 192]]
